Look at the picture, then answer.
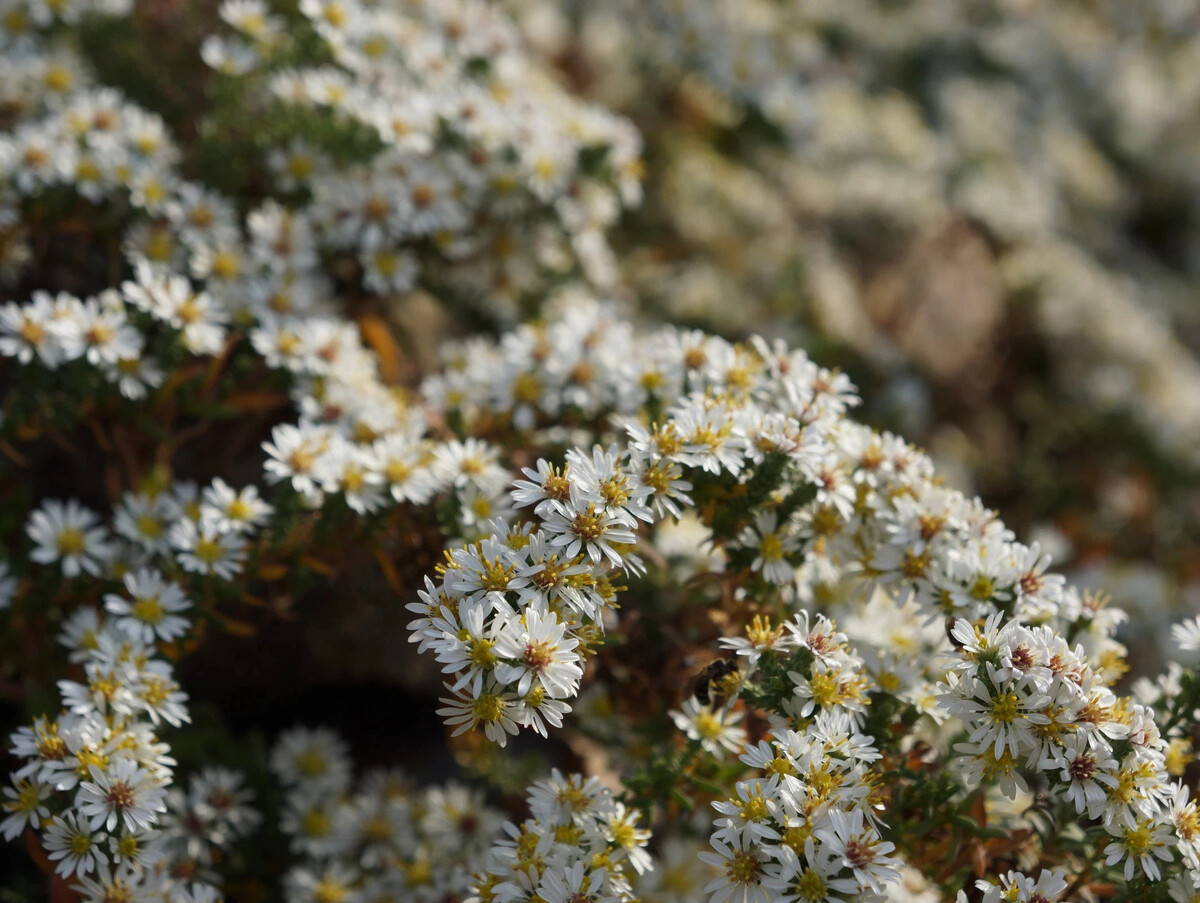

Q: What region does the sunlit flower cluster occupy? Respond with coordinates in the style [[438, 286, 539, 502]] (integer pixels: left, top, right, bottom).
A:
[[199, 0, 641, 311], [3, 602, 255, 903], [466, 768, 651, 903], [940, 614, 1197, 884], [2, 3, 1200, 903]]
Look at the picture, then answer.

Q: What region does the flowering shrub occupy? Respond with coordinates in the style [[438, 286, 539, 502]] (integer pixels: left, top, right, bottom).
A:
[[2, 2, 1200, 903]]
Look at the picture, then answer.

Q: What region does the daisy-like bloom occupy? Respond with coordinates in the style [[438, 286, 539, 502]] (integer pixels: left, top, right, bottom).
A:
[[74, 860, 154, 903], [432, 438, 508, 493], [566, 444, 655, 525], [270, 727, 351, 791], [672, 396, 750, 476], [511, 459, 575, 517], [445, 539, 529, 604], [738, 510, 800, 585], [262, 423, 329, 500], [670, 698, 746, 757], [104, 568, 191, 644], [26, 498, 114, 577], [629, 452, 693, 519], [121, 265, 226, 354], [220, 0, 282, 43], [107, 825, 159, 871], [764, 837, 861, 903], [604, 802, 653, 874], [314, 440, 386, 514], [130, 661, 191, 727], [436, 684, 522, 747], [76, 759, 168, 833], [170, 519, 248, 580], [42, 810, 107, 878], [973, 869, 1069, 903], [279, 790, 338, 858], [1103, 817, 1175, 881], [189, 766, 261, 837], [939, 666, 1050, 760], [789, 659, 870, 722], [720, 615, 792, 670], [283, 863, 363, 903], [814, 807, 901, 894], [56, 294, 141, 367], [492, 604, 584, 699], [1038, 732, 1117, 819], [1172, 616, 1200, 653], [0, 292, 67, 366], [541, 499, 638, 568], [517, 686, 571, 737], [1168, 784, 1200, 872], [712, 778, 781, 845], [59, 607, 105, 663], [360, 245, 417, 294], [372, 433, 434, 504], [953, 738, 1030, 799], [200, 478, 274, 534], [113, 492, 174, 554], [536, 861, 609, 903], [514, 531, 597, 618], [526, 769, 607, 825], [429, 593, 509, 689], [0, 776, 52, 840], [698, 831, 772, 903]]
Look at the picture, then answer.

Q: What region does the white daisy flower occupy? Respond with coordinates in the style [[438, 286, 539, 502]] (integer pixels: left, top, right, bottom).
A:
[[104, 568, 191, 644], [492, 604, 584, 699], [43, 810, 108, 878], [436, 684, 522, 747], [171, 519, 248, 580], [200, 478, 274, 534], [0, 776, 52, 840], [26, 498, 114, 577], [670, 698, 745, 757], [76, 759, 168, 834], [270, 727, 351, 791]]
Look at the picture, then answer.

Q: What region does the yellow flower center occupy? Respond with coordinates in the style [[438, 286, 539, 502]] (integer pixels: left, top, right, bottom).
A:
[[132, 597, 165, 625], [991, 693, 1020, 724], [302, 808, 331, 837], [296, 751, 328, 778], [758, 532, 784, 561], [194, 538, 223, 564], [56, 527, 86, 555], [724, 849, 761, 884]]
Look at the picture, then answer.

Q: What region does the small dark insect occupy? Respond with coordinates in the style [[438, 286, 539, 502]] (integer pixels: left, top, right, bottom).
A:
[[693, 658, 740, 706]]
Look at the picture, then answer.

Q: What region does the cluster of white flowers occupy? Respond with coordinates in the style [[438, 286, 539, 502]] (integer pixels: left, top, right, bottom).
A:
[[410, 293, 866, 745], [941, 613, 1200, 886], [1, 0, 642, 326], [466, 768, 651, 903], [414, 295, 1129, 739], [664, 612, 905, 903], [2, 600, 256, 903], [961, 869, 1071, 903], [269, 726, 502, 903], [411, 294, 1200, 896], [198, 0, 641, 310]]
